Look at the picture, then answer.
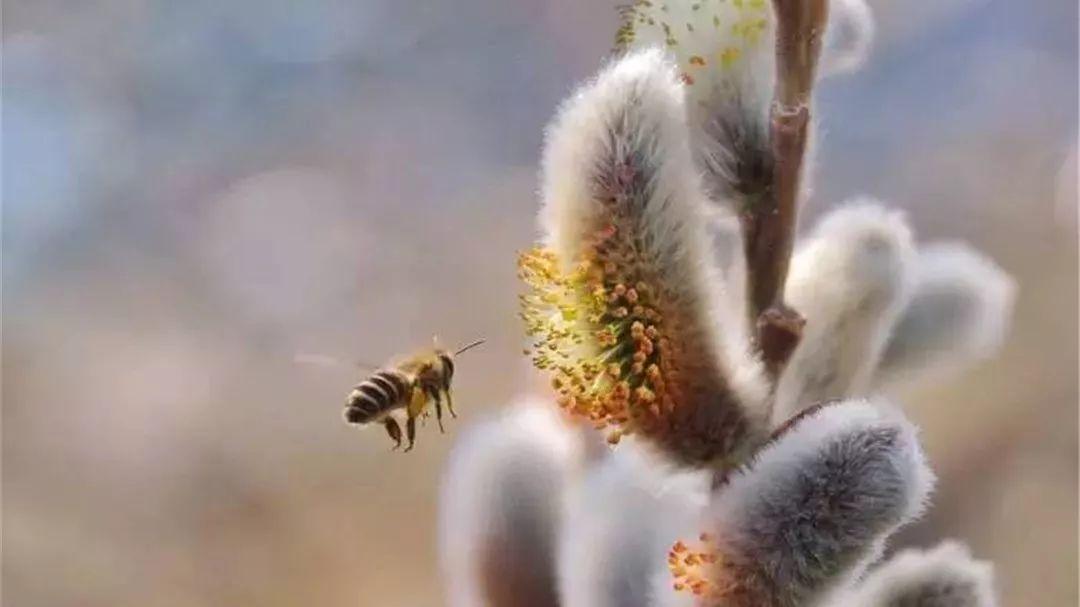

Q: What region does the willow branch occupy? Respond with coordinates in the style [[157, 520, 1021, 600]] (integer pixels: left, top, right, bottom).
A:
[[741, 0, 828, 379]]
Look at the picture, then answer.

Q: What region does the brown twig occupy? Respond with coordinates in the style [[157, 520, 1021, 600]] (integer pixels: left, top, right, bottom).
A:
[[740, 0, 828, 379]]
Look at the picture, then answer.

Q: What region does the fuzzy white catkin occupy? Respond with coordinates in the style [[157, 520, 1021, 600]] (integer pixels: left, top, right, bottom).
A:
[[833, 541, 997, 607], [819, 0, 876, 77], [705, 399, 934, 607], [874, 243, 1016, 393], [616, 0, 776, 131], [707, 208, 749, 333], [774, 202, 916, 424], [439, 399, 582, 607], [558, 439, 710, 607], [707, 208, 745, 283], [616, 0, 873, 211], [540, 49, 694, 262], [614, 0, 778, 246], [617, 0, 875, 120], [540, 48, 770, 451]]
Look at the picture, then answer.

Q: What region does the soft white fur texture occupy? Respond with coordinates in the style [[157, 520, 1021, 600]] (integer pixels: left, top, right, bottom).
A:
[[617, 0, 777, 132], [819, 0, 876, 77], [875, 243, 1016, 392], [707, 207, 748, 319], [708, 399, 934, 606], [540, 48, 770, 437], [774, 202, 916, 423], [558, 439, 710, 607], [834, 541, 997, 607], [619, 0, 876, 118], [619, 0, 874, 214], [439, 399, 583, 607]]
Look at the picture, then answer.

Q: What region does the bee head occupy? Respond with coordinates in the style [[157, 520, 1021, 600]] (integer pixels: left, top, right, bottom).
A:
[[438, 352, 455, 383]]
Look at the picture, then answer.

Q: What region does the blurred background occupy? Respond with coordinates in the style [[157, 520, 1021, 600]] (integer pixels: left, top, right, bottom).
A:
[[3, 1, 1076, 605]]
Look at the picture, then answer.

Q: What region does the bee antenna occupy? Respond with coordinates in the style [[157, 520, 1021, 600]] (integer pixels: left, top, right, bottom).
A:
[[453, 339, 487, 356]]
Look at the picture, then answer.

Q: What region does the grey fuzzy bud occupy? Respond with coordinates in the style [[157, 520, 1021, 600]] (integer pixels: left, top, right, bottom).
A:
[[703, 400, 934, 607], [819, 0, 876, 77], [835, 541, 997, 607], [439, 399, 582, 607], [775, 203, 916, 423], [875, 243, 1016, 392], [559, 440, 709, 607]]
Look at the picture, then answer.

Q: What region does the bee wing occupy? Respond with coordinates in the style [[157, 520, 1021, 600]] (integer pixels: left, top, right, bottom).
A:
[[294, 352, 346, 367], [294, 352, 379, 372]]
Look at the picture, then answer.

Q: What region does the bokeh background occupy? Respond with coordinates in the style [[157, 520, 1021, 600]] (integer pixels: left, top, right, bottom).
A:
[[3, 1, 1077, 605]]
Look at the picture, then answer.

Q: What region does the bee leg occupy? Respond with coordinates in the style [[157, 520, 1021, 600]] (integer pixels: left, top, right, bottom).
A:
[[445, 390, 458, 418], [383, 418, 403, 450], [427, 386, 445, 433], [404, 414, 417, 452]]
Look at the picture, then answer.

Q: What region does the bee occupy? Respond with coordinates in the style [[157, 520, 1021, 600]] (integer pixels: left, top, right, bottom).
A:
[[342, 339, 485, 451]]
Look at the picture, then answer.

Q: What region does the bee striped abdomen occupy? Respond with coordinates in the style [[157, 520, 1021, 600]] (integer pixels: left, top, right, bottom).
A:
[[344, 369, 411, 424]]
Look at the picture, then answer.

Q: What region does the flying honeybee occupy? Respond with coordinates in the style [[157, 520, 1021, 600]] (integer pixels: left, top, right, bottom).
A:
[[342, 339, 485, 451]]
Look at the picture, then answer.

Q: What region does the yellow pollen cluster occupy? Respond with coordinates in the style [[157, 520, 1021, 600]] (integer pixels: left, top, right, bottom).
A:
[[614, 0, 770, 84], [516, 227, 678, 445], [669, 534, 728, 601]]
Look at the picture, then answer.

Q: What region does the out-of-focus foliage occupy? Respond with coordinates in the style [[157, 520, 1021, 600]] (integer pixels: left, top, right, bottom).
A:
[[3, 1, 1076, 606]]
